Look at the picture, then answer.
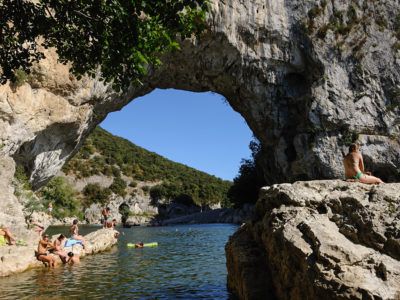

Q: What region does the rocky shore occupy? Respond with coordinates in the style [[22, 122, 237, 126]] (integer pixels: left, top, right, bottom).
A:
[[0, 228, 118, 277], [226, 180, 400, 300]]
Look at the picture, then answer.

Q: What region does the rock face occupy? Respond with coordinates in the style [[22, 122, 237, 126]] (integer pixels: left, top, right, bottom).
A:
[[0, 228, 118, 277], [226, 180, 400, 300], [0, 0, 399, 190]]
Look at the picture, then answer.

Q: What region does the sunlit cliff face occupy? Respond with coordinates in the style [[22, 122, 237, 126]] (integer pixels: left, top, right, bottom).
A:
[[1, 0, 399, 189]]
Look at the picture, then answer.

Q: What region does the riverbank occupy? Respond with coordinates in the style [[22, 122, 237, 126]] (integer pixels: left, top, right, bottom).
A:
[[33, 205, 254, 228], [0, 228, 118, 277]]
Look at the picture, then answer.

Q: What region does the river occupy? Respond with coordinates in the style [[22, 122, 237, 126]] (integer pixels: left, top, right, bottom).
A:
[[0, 224, 238, 299]]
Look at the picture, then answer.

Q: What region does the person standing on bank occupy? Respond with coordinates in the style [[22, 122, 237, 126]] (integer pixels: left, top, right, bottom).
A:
[[101, 207, 111, 228], [343, 143, 384, 184]]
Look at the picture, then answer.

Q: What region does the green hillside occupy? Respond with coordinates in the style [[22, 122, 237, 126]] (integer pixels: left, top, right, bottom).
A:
[[63, 127, 232, 208]]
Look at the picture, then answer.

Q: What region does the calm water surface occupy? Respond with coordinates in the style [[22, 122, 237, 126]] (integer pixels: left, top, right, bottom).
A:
[[0, 224, 238, 299]]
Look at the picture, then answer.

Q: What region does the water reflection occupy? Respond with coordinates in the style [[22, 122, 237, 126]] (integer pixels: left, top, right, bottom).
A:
[[0, 224, 237, 299]]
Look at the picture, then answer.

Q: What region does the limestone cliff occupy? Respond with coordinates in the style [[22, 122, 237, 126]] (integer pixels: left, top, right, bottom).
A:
[[226, 180, 400, 299], [0, 0, 399, 190]]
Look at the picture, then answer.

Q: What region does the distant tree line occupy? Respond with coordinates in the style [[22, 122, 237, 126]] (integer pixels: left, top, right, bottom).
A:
[[227, 139, 266, 208]]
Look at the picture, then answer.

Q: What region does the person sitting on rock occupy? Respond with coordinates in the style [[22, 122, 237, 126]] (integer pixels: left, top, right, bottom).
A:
[[105, 219, 120, 238], [53, 234, 68, 264], [66, 252, 80, 265], [105, 219, 117, 229], [343, 143, 383, 184], [0, 226, 16, 245], [36, 234, 55, 267], [70, 219, 86, 249]]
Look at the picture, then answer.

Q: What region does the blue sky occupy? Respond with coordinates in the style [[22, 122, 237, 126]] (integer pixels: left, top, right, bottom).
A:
[[100, 89, 253, 181]]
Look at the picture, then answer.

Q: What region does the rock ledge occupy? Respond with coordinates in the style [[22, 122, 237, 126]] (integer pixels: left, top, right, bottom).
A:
[[226, 180, 400, 300], [0, 228, 118, 277]]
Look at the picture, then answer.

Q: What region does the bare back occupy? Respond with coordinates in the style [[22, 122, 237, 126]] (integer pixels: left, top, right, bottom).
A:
[[343, 152, 363, 178], [70, 225, 78, 236], [53, 239, 63, 251]]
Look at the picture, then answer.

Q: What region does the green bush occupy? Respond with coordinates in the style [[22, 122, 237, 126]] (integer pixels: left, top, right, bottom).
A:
[[109, 177, 127, 197], [12, 69, 28, 87], [14, 165, 32, 190], [82, 183, 111, 206], [142, 185, 150, 195], [40, 177, 82, 219], [129, 180, 138, 188]]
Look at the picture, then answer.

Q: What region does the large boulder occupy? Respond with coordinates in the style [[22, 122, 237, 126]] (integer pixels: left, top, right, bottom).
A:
[[226, 180, 400, 299]]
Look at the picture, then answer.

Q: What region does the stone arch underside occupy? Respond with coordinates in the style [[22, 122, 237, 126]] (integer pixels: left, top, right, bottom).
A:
[[1, 0, 399, 189]]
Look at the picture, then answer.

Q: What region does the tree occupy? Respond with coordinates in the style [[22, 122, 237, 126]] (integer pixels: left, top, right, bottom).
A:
[[0, 0, 208, 90], [228, 139, 266, 208], [40, 176, 82, 219], [82, 183, 111, 206], [109, 177, 127, 197]]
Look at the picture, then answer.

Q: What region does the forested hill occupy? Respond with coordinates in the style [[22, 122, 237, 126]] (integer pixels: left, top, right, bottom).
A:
[[63, 127, 232, 208]]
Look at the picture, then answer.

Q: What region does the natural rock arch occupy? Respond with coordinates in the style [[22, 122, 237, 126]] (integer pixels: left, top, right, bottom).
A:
[[1, 0, 399, 189]]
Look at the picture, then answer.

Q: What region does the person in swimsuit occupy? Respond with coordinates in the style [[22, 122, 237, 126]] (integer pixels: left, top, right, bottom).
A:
[[0, 226, 16, 245], [105, 219, 120, 238], [36, 234, 55, 267], [101, 207, 111, 228], [134, 242, 144, 248], [48, 202, 53, 215], [105, 219, 117, 229], [70, 219, 86, 248], [53, 234, 68, 264], [66, 252, 80, 265], [343, 143, 383, 184]]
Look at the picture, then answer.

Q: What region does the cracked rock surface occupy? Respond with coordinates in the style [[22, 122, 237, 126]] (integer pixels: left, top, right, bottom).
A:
[[226, 180, 400, 300]]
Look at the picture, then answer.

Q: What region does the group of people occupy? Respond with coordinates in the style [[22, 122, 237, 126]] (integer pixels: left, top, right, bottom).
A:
[[101, 207, 117, 228], [35, 214, 119, 268], [36, 233, 80, 267], [36, 219, 84, 268]]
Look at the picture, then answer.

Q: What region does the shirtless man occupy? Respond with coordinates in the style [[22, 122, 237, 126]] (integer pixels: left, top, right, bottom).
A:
[[36, 234, 55, 267], [105, 219, 117, 229], [0, 226, 16, 245], [53, 234, 68, 264], [134, 242, 144, 248], [105, 219, 120, 238], [70, 219, 86, 248], [66, 252, 80, 265], [343, 143, 383, 184], [101, 207, 111, 228]]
